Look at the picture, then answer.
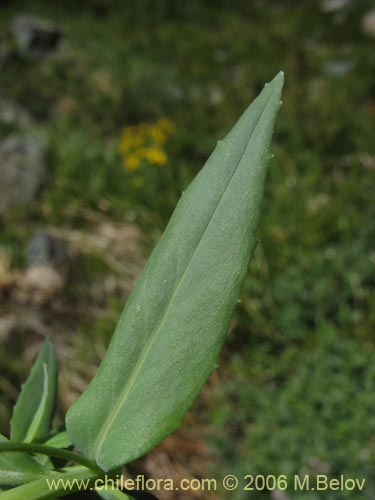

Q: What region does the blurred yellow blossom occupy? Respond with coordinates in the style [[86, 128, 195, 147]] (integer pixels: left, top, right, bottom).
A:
[[118, 117, 174, 171], [123, 154, 141, 171], [142, 147, 167, 165]]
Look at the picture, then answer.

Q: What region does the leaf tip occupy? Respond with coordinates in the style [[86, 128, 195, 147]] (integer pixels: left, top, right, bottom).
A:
[[271, 70, 284, 88]]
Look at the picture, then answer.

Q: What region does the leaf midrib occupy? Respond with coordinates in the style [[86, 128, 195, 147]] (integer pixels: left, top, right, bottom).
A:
[[93, 86, 276, 464]]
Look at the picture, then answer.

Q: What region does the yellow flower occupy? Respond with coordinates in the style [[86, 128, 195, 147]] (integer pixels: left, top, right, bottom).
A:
[[123, 154, 141, 171], [118, 136, 131, 153], [119, 128, 143, 153], [150, 126, 167, 144], [142, 147, 167, 166], [119, 117, 174, 171]]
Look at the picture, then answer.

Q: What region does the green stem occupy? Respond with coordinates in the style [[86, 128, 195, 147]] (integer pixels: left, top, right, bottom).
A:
[[0, 442, 101, 473], [0, 468, 102, 500]]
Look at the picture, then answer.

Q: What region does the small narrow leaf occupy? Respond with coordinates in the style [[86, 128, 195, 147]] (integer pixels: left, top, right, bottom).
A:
[[43, 431, 71, 449], [66, 72, 284, 471], [31, 454, 54, 470], [97, 488, 133, 500], [11, 338, 57, 443], [0, 435, 47, 487], [0, 469, 98, 500]]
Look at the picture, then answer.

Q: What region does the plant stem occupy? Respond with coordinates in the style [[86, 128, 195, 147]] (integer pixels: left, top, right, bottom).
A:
[[0, 442, 101, 473]]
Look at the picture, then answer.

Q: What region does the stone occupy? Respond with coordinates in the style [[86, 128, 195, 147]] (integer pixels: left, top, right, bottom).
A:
[[0, 97, 32, 129], [321, 0, 350, 12], [362, 9, 375, 38], [323, 59, 353, 77], [11, 14, 64, 57], [0, 134, 47, 214], [26, 232, 66, 268]]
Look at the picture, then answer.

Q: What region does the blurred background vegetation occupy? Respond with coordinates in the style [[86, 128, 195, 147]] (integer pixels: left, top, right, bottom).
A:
[[0, 1, 374, 499]]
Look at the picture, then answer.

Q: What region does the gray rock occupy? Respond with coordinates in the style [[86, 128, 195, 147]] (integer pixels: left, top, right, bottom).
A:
[[321, 0, 350, 12], [0, 134, 47, 214], [11, 14, 64, 57], [0, 97, 32, 129], [323, 59, 354, 77], [26, 233, 66, 268], [362, 9, 375, 38]]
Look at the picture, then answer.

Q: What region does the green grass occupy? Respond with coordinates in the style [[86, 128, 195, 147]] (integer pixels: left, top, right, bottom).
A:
[[210, 339, 374, 499]]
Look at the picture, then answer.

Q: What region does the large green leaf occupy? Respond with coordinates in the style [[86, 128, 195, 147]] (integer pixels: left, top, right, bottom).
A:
[[11, 338, 57, 443], [66, 72, 284, 471], [0, 435, 47, 487]]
